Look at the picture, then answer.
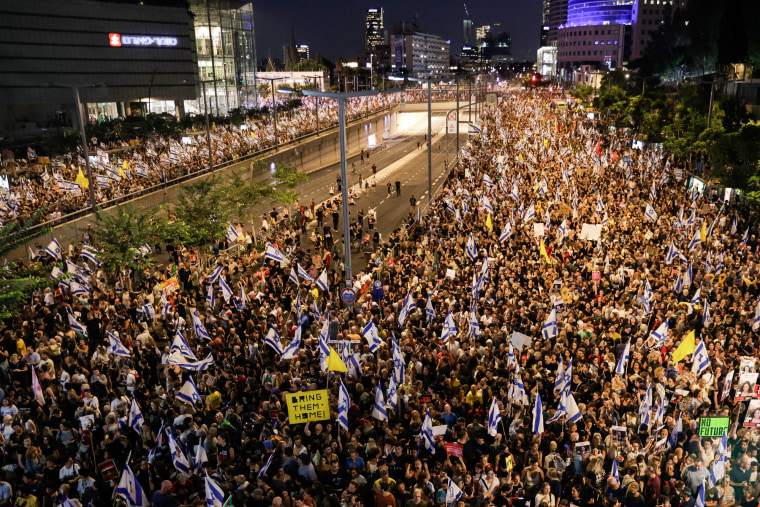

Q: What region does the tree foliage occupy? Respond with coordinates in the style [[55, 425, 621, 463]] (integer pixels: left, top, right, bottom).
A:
[[89, 204, 163, 275]]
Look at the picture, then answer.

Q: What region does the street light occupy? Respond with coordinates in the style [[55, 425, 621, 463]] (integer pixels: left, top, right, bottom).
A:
[[50, 82, 104, 210], [302, 88, 399, 287], [200, 79, 224, 172], [265, 77, 287, 147]]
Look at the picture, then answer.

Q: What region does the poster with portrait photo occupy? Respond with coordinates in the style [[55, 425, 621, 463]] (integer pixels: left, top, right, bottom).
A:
[[735, 372, 759, 401], [741, 357, 757, 374], [574, 441, 591, 457], [611, 426, 628, 445], [744, 400, 760, 428]]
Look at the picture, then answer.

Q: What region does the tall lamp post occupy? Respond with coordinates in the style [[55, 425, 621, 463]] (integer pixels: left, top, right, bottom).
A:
[[302, 88, 399, 287], [50, 82, 102, 210], [266, 77, 286, 147], [200, 79, 224, 172]]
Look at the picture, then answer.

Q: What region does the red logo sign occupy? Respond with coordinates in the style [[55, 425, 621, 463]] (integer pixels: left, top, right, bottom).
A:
[[109, 33, 122, 47]]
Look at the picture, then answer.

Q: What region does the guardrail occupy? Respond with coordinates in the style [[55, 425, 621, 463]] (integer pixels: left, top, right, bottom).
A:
[[24, 105, 398, 236]]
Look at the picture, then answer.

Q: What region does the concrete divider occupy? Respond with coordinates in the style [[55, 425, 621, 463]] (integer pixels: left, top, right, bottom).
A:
[[9, 106, 400, 260]]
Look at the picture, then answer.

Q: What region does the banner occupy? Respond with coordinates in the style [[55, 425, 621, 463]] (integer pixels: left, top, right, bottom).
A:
[[285, 389, 330, 424], [579, 223, 602, 241], [699, 416, 730, 436], [446, 442, 463, 457]]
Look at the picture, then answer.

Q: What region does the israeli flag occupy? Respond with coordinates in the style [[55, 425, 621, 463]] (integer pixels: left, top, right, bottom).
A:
[[116, 465, 149, 507], [702, 300, 712, 327], [446, 478, 463, 507], [398, 290, 416, 327], [499, 220, 513, 242], [425, 295, 435, 324], [176, 377, 202, 405], [563, 359, 573, 396], [318, 319, 330, 372], [645, 202, 658, 222], [282, 325, 302, 360], [481, 195, 494, 215], [264, 326, 283, 355], [510, 371, 527, 405], [688, 228, 701, 251], [264, 242, 289, 264], [316, 269, 329, 292], [172, 332, 197, 360], [709, 432, 728, 486], [192, 311, 212, 341], [687, 288, 701, 315], [695, 481, 706, 507], [205, 475, 225, 507], [258, 451, 275, 478], [564, 391, 582, 423], [649, 321, 669, 349], [465, 233, 477, 261], [468, 305, 480, 338], [706, 217, 718, 239], [558, 218, 567, 243], [673, 272, 683, 294], [611, 459, 620, 483], [420, 409, 435, 453], [70, 281, 89, 297], [684, 261, 693, 288], [45, 239, 62, 261], [337, 379, 350, 431], [218, 276, 233, 303], [68, 313, 88, 336], [523, 202, 536, 222], [296, 263, 314, 282], [387, 375, 398, 409], [207, 265, 223, 284], [742, 227, 750, 246], [362, 319, 381, 353], [482, 173, 494, 188], [372, 384, 388, 422], [166, 430, 191, 474], [129, 397, 144, 432], [554, 357, 565, 393], [665, 241, 681, 265], [487, 397, 501, 437], [107, 332, 131, 357], [79, 248, 102, 267], [532, 392, 544, 435], [542, 308, 557, 340], [289, 266, 299, 286], [392, 334, 405, 384], [692, 340, 710, 375], [639, 383, 652, 427], [615, 339, 631, 375], [669, 413, 682, 449], [510, 181, 520, 201], [441, 311, 457, 343], [206, 283, 215, 309], [225, 224, 239, 244]]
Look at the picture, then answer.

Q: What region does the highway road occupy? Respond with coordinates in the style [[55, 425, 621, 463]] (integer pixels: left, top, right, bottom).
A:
[[243, 103, 475, 277]]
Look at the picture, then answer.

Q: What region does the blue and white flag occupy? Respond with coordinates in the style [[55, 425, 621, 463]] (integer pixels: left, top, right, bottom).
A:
[[510, 181, 520, 201], [176, 376, 202, 405], [129, 397, 144, 432], [688, 228, 701, 251], [510, 371, 527, 405], [425, 295, 435, 324], [687, 288, 701, 315], [362, 319, 381, 353], [116, 465, 149, 507], [206, 283, 215, 309], [468, 304, 480, 338], [258, 451, 275, 478], [372, 384, 388, 422], [563, 391, 582, 423], [558, 218, 567, 243], [107, 332, 131, 357], [684, 261, 693, 288], [70, 281, 89, 297], [669, 413, 682, 449], [171, 332, 197, 360], [68, 313, 88, 336], [640, 383, 652, 427], [554, 357, 565, 393], [709, 432, 728, 486], [166, 430, 191, 474], [673, 272, 683, 294], [542, 308, 557, 340], [311, 298, 322, 320], [692, 340, 710, 375], [702, 300, 712, 327], [316, 269, 329, 292], [169, 352, 215, 372], [226, 224, 239, 243], [523, 202, 536, 222], [499, 220, 512, 242], [264, 326, 283, 355], [392, 334, 405, 384], [563, 359, 573, 396], [318, 319, 330, 372], [615, 339, 631, 375], [297, 263, 314, 282], [282, 325, 302, 361], [665, 241, 686, 265], [207, 265, 223, 284], [645, 202, 658, 223], [289, 266, 299, 286], [742, 227, 750, 247], [611, 459, 620, 483], [205, 475, 225, 507], [218, 276, 233, 303], [441, 311, 457, 343], [446, 478, 463, 507], [532, 393, 544, 435], [465, 233, 477, 261], [649, 321, 669, 349], [487, 397, 501, 437], [420, 409, 435, 453], [387, 375, 398, 410], [45, 239, 62, 261], [398, 290, 416, 327], [192, 311, 212, 341], [264, 242, 288, 264], [337, 378, 350, 431], [80, 247, 102, 267], [695, 481, 706, 507]]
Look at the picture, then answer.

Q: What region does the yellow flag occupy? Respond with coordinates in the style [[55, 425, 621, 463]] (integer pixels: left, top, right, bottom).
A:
[[700, 221, 707, 243], [327, 346, 347, 372], [75, 167, 89, 189], [539, 240, 551, 264], [671, 330, 695, 363], [485, 213, 493, 232]]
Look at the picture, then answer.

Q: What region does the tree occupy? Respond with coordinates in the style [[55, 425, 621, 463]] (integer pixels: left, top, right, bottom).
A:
[[89, 204, 163, 290], [170, 175, 234, 252], [0, 210, 53, 320]]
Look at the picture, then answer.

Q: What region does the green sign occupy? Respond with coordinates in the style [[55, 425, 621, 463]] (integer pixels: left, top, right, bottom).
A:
[[699, 417, 730, 437]]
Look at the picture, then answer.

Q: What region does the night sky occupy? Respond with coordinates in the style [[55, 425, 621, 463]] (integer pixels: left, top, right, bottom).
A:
[[254, 1, 542, 64]]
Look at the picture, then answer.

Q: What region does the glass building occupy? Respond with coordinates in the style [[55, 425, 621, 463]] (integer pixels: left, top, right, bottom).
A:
[[565, 0, 634, 27], [187, 0, 257, 116]]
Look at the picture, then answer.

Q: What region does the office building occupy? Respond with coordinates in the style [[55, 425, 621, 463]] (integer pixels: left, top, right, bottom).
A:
[[391, 22, 450, 77], [463, 19, 473, 47], [630, 0, 684, 61], [0, 0, 198, 136], [365, 8, 385, 51], [296, 45, 310, 61], [188, 0, 257, 115]]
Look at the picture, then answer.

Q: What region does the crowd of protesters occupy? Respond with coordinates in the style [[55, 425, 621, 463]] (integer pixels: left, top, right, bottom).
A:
[[2, 87, 760, 507]]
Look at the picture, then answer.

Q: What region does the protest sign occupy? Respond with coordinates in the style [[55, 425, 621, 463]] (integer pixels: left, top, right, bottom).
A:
[[285, 389, 330, 424]]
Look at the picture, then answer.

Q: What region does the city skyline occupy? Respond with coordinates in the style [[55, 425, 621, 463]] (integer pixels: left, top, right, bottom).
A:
[[254, 0, 542, 64]]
